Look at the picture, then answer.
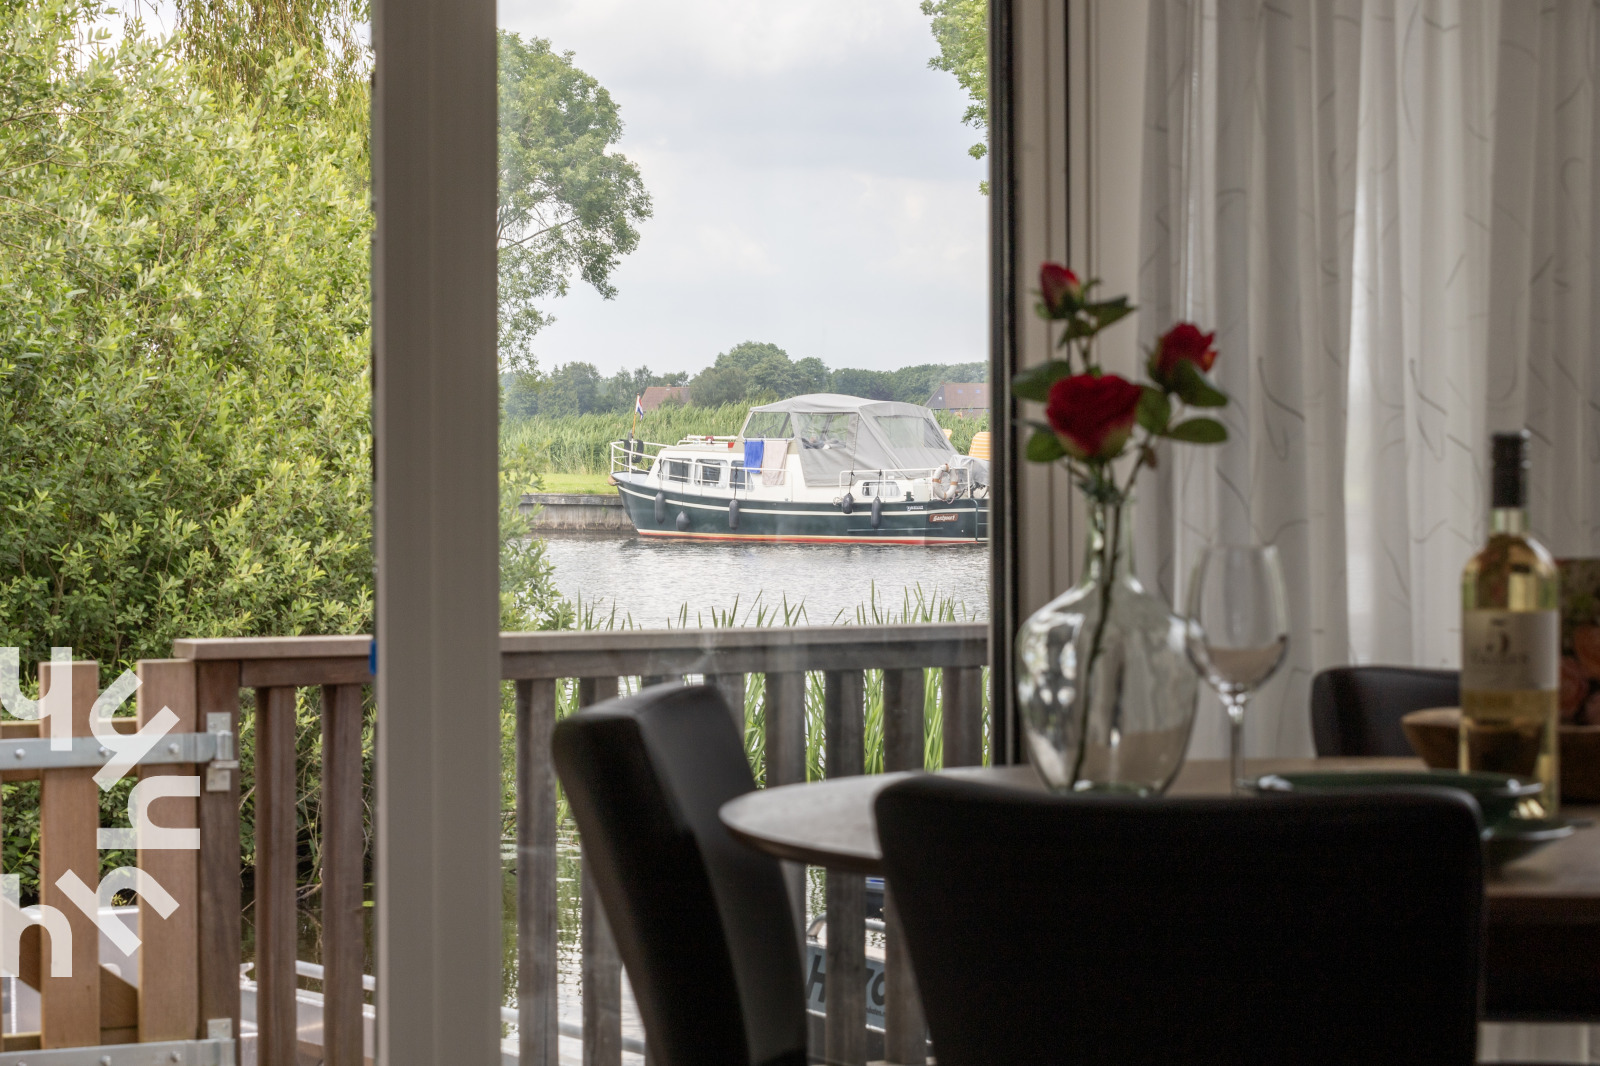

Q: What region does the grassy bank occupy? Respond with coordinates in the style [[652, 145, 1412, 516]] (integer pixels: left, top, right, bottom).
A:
[[504, 405, 991, 476]]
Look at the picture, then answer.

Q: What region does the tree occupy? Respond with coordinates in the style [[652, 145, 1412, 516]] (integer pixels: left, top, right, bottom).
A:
[[920, 0, 988, 188], [687, 365, 751, 408], [498, 32, 653, 369], [171, 0, 368, 97]]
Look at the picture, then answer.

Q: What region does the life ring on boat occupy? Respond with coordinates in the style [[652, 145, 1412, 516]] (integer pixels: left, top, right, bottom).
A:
[[931, 464, 956, 501]]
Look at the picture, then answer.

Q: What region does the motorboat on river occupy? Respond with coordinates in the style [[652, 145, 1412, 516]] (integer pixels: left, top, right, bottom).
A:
[[610, 395, 989, 545]]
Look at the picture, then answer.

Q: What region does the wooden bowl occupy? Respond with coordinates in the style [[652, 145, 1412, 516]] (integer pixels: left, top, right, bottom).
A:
[[1401, 707, 1600, 803]]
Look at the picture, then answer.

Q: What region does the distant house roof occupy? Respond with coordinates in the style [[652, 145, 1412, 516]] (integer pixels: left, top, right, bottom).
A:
[[925, 383, 989, 413], [640, 386, 691, 412]]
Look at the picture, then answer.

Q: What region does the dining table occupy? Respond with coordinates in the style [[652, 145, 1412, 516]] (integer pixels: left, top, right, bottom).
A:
[[719, 757, 1600, 1022]]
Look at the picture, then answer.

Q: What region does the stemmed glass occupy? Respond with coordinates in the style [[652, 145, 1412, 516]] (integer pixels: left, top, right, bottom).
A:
[[1185, 545, 1290, 794]]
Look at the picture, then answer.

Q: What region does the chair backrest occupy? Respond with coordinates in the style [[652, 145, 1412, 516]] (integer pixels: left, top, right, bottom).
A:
[[876, 777, 1485, 1066], [551, 683, 806, 1066], [1311, 665, 1460, 756]]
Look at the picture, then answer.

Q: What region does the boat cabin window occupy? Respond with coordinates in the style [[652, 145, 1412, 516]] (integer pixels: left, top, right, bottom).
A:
[[794, 412, 856, 450], [730, 461, 746, 489], [875, 414, 954, 452], [741, 412, 792, 439], [696, 460, 725, 485], [663, 459, 691, 483], [859, 480, 903, 500]]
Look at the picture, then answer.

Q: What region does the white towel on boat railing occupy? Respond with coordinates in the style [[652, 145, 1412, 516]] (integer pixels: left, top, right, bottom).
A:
[[760, 439, 786, 486]]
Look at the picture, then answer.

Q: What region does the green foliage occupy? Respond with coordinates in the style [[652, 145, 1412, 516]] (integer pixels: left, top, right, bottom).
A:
[[920, 0, 989, 181], [0, 5, 374, 671], [686, 343, 986, 409], [688, 341, 827, 406], [172, 0, 368, 97], [498, 31, 652, 367], [502, 404, 751, 475], [503, 362, 686, 419]]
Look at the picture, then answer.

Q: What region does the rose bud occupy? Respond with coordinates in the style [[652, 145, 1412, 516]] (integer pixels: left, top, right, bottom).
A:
[[1149, 322, 1219, 385], [1039, 262, 1083, 319], [1046, 373, 1144, 461]]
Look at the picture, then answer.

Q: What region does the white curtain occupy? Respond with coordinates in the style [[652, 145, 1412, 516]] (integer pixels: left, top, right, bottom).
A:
[[1140, 0, 1600, 756], [1141, 1, 1600, 1059]]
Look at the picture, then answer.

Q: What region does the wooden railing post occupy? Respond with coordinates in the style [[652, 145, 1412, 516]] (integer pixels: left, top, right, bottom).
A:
[[516, 678, 559, 1066], [578, 676, 622, 1066], [39, 660, 100, 1048], [321, 683, 366, 1066], [196, 659, 242, 1040], [763, 671, 808, 941], [137, 659, 200, 1042], [824, 669, 866, 1066], [941, 667, 985, 768], [881, 669, 927, 1064], [255, 685, 298, 1066]]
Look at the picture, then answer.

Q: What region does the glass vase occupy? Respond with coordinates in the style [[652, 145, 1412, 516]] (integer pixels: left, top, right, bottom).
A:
[[1016, 499, 1199, 794]]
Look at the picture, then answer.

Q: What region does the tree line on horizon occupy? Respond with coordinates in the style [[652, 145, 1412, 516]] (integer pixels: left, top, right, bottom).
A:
[[503, 340, 988, 418]]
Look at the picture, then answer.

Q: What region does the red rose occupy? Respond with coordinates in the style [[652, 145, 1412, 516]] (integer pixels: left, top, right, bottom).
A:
[[1039, 262, 1083, 319], [1151, 322, 1218, 384], [1046, 373, 1143, 460]]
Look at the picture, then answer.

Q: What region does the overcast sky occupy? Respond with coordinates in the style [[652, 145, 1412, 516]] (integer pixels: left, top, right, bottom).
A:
[[495, 0, 988, 377]]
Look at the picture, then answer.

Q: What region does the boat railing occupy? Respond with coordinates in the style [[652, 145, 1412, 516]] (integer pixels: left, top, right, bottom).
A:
[[608, 438, 670, 477], [160, 623, 989, 1066]]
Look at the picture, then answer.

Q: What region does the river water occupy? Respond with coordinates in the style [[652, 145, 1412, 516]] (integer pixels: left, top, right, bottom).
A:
[[540, 531, 991, 625]]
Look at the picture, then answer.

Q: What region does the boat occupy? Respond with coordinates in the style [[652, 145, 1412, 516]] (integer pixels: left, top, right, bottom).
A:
[[609, 395, 989, 545]]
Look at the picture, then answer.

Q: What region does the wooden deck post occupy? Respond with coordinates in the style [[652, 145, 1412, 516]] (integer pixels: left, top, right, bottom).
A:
[[255, 686, 298, 1066], [764, 671, 808, 943], [824, 669, 866, 1066], [881, 670, 927, 1065], [578, 677, 622, 1066], [39, 660, 101, 1048], [516, 678, 559, 1066], [196, 660, 242, 1040], [137, 659, 200, 1042], [321, 683, 367, 1066]]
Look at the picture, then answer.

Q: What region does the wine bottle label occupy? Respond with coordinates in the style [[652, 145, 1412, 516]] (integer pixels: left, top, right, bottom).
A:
[[1462, 610, 1559, 691]]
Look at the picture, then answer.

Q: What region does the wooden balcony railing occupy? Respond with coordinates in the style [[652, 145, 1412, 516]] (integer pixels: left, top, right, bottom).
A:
[[165, 623, 991, 1066]]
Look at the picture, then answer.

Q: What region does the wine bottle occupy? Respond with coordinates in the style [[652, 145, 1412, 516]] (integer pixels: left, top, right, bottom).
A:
[[1460, 431, 1561, 814]]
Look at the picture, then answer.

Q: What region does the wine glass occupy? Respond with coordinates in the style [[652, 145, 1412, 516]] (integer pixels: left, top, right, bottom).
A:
[[1185, 545, 1290, 793]]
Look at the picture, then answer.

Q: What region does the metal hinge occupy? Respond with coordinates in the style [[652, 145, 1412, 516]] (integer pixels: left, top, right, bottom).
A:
[[203, 713, 237, 793]]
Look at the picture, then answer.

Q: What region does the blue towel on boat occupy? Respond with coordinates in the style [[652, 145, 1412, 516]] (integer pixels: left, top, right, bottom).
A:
[[744, 439, 763, 471]]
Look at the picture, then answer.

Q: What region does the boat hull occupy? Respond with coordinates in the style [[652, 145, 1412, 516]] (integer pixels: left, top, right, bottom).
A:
[[614, 479, 987, 545]]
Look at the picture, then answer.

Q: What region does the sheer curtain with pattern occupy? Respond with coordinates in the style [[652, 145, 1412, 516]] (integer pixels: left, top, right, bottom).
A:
[[1139, 0, 1600, 766]]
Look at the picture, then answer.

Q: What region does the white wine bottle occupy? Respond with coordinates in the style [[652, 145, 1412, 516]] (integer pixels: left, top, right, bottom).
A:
[[1460, 431, 1561, 813]]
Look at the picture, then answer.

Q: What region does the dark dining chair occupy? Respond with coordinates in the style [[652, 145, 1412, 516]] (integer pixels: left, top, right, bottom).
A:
[[876, 776, 1486, 1066], [1311, 665, 1460, 756], [551, 682, 806, 1066]]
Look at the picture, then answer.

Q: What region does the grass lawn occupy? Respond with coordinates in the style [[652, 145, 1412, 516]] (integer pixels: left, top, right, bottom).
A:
[[537, 472, 616, 495]]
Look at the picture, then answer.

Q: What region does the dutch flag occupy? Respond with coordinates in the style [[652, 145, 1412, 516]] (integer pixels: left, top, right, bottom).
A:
[[635, 395, 645, 416]]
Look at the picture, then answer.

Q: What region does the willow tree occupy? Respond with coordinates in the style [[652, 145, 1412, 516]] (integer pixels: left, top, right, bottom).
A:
[[497, 31, 653, 370]]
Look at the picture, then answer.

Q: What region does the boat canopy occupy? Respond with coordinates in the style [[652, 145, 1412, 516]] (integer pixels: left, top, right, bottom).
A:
[[739, 394, 989, 488]]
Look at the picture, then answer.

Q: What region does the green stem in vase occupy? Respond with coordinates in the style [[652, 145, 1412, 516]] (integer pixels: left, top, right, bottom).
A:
[[1068, 490, 1124, 788]]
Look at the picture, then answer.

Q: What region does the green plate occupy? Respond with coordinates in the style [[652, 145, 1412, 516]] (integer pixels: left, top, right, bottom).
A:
[[1251, 770, 1542, 827], [1482, 818, 1576, 867]]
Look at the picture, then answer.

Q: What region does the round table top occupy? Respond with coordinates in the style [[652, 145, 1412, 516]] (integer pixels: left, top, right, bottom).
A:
[[718, 757, 1498, 878], [721, 764, 1043, 874]]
